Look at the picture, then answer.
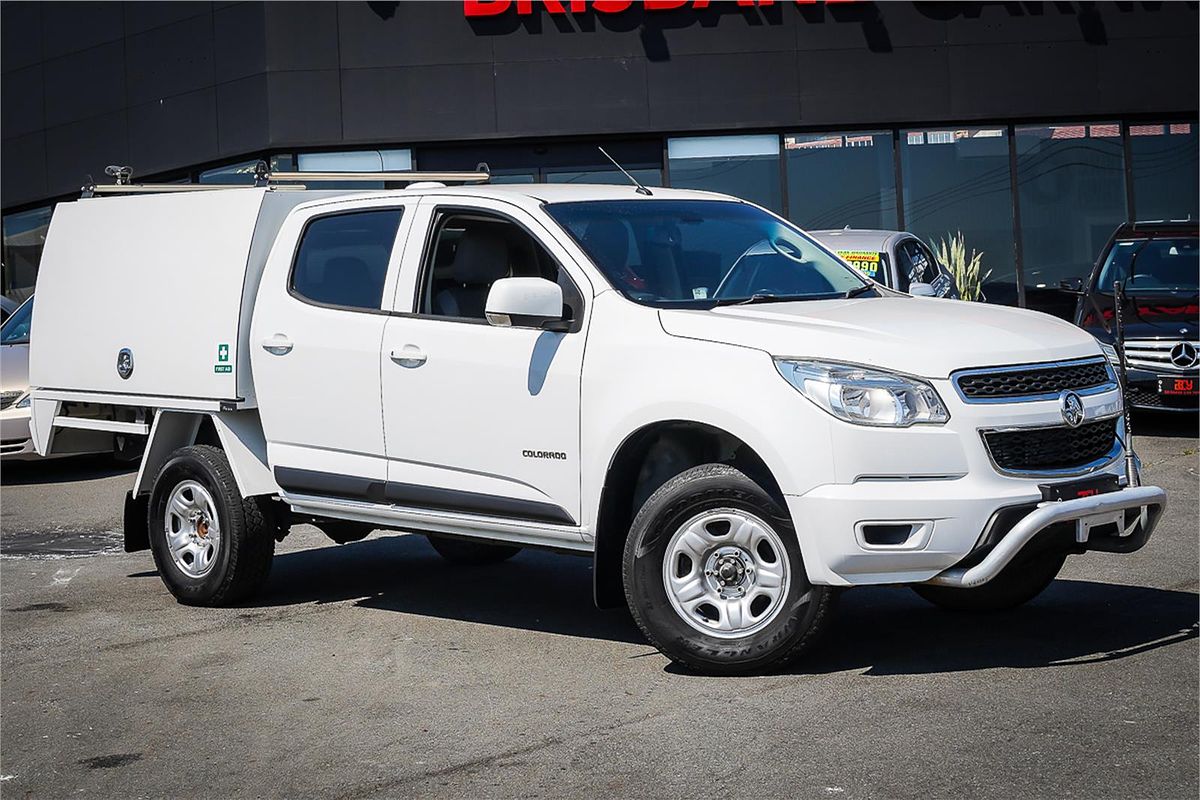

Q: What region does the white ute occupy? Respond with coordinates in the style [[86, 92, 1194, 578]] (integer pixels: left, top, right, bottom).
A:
[[29, 169, 1167, 674]]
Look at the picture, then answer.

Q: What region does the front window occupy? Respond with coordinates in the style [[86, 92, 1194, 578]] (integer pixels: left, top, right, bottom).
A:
[[1, 297, 33, 344], [1097, 237, 1200, 293], [546, 200, 869, 307]]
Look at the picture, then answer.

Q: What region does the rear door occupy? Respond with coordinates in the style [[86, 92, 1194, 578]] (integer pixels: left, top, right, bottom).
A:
[[251, 199, 414, 496], [379, 196, 590, 528]]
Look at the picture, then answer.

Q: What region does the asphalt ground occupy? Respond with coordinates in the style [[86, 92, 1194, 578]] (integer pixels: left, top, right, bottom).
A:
[[1, 414, 1196, 799]]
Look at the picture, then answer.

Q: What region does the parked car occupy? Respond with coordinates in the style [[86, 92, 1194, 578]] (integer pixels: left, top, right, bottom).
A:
[[1067, 220, 1199, 413], [807, 228, 958, 298], [0, 294, 19, 324], [1, 295, 147, 460], [28, 177, 1165, 675], [1, 296, 35, 457]]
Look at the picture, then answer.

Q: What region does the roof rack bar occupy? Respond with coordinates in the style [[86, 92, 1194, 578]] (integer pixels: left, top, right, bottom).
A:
[[266, 170, 490, 184]]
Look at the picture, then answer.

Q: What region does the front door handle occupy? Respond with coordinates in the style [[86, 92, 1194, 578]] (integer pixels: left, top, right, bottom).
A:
[[390, 345, 427, 368], [262, 334, 293, 356]]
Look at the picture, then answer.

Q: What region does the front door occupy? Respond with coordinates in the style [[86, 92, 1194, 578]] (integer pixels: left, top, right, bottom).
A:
[[380, 197, 589, 527], [251, 201, 412, 496]]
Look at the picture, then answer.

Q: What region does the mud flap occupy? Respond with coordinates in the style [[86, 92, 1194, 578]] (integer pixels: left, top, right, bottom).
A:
[[123, 491, 150, 553]]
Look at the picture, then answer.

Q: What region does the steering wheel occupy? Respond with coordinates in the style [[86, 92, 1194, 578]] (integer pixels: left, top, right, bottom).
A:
[[712, 238, 805, 299]]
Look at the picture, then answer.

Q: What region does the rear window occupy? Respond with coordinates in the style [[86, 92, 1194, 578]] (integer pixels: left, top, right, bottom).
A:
[[291, 209, 403, 310]]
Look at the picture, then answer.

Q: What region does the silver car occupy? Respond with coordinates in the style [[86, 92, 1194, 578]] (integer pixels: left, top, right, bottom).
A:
[[809, 228, 959, 299], [1, 296, 35, 457]]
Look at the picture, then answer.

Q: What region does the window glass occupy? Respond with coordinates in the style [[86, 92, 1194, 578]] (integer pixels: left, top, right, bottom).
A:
[[784, 131, 897, 230], [1097, 237, 1199, 293], [199, 155, 291, 185], [900, 127, 1015, 304], [1016, 123, 1126, 298], [546, 199, 868, 307], [296, 149, 414, 188], [1, 205, 52, 302], [291, 210, 403, 310], [546, 168, 663, 187], [419, 212, 566, 322], [667, 135, 782, 213], [0, 297, 33, 344], [1130, 123, 1199, 223]]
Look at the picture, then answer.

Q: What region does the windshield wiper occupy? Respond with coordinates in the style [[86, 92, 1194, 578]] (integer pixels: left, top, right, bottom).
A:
[[713, 293, 794, 307], [844, 284, 877, 299]]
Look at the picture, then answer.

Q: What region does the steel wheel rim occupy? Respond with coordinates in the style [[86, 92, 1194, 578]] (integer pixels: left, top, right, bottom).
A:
[[164, 480, 221, 579], [662, 508, 791, 639]]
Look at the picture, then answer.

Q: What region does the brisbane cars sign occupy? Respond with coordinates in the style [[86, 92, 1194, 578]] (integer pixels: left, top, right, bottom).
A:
[[464, 0, 852, 15]]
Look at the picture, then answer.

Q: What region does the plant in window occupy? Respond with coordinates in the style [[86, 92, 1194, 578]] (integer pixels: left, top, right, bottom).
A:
[[933, 232, 991, 302]]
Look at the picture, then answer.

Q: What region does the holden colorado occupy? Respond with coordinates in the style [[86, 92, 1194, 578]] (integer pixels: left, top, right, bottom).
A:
[[28, 174, 1166, 674]]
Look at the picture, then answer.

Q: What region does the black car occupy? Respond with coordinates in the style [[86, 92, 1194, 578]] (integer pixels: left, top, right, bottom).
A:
[[1067, 221, 1199, 412]]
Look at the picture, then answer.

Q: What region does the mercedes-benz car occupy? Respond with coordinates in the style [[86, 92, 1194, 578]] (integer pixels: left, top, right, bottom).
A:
[[1068, 221, 1199, 413]]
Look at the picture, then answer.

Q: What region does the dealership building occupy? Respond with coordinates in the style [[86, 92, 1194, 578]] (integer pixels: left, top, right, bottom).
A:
[[2, 0, 1197, 314]]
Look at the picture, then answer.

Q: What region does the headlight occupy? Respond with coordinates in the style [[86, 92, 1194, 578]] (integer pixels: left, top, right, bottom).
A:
[[15, 393, 30, 409], [775, 359, 949, 427], [1097, 340, 1121, 368]]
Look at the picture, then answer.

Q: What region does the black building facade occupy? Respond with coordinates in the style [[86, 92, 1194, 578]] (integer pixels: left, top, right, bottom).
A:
[[2, 0, 1197, 311]]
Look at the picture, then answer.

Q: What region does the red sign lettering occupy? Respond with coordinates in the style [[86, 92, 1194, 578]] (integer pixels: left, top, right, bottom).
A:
[[463, 0, 847, 16]]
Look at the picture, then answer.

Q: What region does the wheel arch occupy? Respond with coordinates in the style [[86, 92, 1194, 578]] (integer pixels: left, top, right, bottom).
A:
[[591, 418, 787, 609], [133, 410, 278, 500]]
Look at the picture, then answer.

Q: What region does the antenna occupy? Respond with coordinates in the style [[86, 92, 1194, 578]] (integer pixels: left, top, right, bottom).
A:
[[598, 146, 652, 196]]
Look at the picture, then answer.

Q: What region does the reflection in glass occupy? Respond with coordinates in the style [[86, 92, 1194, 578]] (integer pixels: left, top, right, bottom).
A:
[[199, 154, 293, 185], [546, 169, 662, 187], [295, 150, 414, 188], [1016, 123, 1126, 313], [1, 206, 52, 302], [1130, 123, 1199, 223], [667, 135, 782, 213], [900, 127, 1015, 304], [785, 131, 897, 231]]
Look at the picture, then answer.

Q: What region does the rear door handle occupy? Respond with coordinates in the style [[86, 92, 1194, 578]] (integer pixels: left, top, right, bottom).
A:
[[261, 334, 293, 356], [390, 345, 427, 368]]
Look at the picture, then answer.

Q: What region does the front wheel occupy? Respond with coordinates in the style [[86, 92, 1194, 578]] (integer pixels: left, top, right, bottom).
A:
[[623, 464, 836, 675], [148, 445, 275, 606], [910, 551, 1067, 612]]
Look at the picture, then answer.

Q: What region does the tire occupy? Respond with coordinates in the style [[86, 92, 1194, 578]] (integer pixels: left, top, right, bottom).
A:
[[911, 550, 1067, 612], [317, 520, 375, 544], [425, 535, 521, 565], [148, 445, 275, 606], [622, 464, 836, 675]]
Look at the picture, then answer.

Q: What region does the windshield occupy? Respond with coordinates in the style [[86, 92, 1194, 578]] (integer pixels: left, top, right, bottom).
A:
[[1097, 237, 1199, 293], [545, 200, 868, 307], [0, 297, 32, 344]]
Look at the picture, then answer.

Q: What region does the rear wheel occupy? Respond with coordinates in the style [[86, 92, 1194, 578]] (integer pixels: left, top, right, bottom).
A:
[[148, 445, 275, 606], [623, 464, 836, 675], [911, 551, 1067, 612], [425, 535, 521, 565]]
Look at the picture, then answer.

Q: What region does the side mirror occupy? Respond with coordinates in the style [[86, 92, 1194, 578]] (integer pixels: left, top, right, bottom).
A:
[[1059, 277, 1085, 295], [908, 282, 937, 297], [485, 277, 565, 330]]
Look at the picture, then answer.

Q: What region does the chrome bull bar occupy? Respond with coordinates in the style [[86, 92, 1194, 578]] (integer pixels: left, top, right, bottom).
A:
[[924, 485, 1168, 589]]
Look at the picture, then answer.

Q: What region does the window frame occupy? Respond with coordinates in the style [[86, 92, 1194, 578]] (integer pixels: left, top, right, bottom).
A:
[[410, 204, 586, 333], [287, 206, 407, 316]]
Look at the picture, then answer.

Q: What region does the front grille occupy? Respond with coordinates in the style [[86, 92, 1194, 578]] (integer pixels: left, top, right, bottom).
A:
[[1124, 339, 1199, 372], [955, 359, 1112, 401], [1127, 384, 1163, 408], [0, 391, 21, 410], [983, 417, 1119, 474]]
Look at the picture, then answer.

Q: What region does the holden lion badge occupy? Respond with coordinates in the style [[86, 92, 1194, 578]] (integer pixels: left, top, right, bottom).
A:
[[116, 348, 134, 380], [1059, 390, 1084, 428]]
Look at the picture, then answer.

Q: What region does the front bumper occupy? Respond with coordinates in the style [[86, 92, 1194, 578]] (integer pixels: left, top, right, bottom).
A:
[[1125, 368, 1199, 411], [0, 408, 35, 458]]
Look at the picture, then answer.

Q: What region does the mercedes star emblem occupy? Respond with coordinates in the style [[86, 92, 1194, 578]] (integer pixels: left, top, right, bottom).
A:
[[1059, 390, 1085, 428], [1169, 341, 1198, 369]]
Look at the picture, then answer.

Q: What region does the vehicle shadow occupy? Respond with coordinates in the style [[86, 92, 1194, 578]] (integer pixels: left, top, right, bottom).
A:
[[256, 534, 1198, 669], [257, 534, 645, 645], [1, 454, 135, 487]]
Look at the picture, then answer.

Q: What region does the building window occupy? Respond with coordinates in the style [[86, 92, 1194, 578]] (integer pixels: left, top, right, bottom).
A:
[[1015, 122, 1126, 311], [296, 149, 413, 172], [199, 155, 293, 185], [1, 205, 52, 302], [545, 168, 663, 187], [784, 131, 897, 231], [667, 135, 782, 213], [1129, 122, 1199, 223], [900, 127, 1015, 304]]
